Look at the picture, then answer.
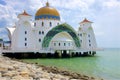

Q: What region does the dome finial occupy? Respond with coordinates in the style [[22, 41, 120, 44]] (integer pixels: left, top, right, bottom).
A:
[[46, 0, 49, 6]]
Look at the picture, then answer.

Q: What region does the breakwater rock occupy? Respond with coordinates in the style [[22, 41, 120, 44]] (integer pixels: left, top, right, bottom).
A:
[[0, 55, 103, 80]]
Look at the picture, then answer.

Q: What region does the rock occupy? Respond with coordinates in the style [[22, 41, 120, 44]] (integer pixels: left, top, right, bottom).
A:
[[2, 71, 17, 77], [12, 75, 33, 80], [0, 77, 8, 80], [8, 66, 14, 71], [36, 67, 42, 71], [40, 78, 50, 80], [0, 67, 7, 72], [29, 72, 41, 79], [70, 73, 80, 79], [0, 63, 9, 72], [0, 72, 1, 77], [40, 72, 51, 79], [91, 77, 95, 80], [12, 75, 24, 80], [19, 71, 29, 77], [61, 71, 70, 75]]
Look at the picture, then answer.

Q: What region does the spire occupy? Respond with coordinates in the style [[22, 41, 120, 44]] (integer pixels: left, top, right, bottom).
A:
[[18, 10, 31, 16], [46, 0, 49, 7], [80, 18, 92, 24], [21, 10, 31, 16], [23, 10, 27, 15]]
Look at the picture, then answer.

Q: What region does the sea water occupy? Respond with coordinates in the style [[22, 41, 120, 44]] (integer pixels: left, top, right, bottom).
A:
[[23, 48, 120, 80]]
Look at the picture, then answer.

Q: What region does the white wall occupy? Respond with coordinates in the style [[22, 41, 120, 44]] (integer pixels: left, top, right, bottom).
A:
[[78, 22, 97, 50], [11, 16, 35, 51], [34, 19, 61, 50]]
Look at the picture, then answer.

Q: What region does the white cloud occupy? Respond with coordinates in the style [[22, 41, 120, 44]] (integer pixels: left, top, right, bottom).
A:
[[0, 4, 18, 27], [0, 28, 5, 32], [103, 0, 120, 8], [50, 0, 95, 11]]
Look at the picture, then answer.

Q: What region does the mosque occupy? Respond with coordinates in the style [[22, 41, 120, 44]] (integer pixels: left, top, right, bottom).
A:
[[1, 2, 98, 58]]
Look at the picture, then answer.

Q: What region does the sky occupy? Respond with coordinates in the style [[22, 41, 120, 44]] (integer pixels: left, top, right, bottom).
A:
[[0, 0, 120, 48]]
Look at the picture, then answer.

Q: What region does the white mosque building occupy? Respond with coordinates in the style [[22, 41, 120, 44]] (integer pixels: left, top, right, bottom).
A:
[[1, 2, 98, 58]]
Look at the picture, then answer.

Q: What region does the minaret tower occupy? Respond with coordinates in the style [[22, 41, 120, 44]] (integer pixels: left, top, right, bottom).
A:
[[78, 18, 97, 51]]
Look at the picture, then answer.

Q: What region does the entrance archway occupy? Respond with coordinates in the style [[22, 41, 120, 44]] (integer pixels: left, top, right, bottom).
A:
[[42, 23, 80, 48]]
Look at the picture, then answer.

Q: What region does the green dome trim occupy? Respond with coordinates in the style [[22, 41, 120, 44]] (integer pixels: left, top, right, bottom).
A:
[[42, 23, 80, 48]]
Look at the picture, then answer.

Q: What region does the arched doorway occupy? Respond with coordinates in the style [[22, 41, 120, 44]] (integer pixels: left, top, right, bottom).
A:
[[42, 23, 81, 48]]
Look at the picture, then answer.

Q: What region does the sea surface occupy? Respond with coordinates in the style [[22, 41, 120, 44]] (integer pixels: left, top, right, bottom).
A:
[[23, 48, 120, 80]]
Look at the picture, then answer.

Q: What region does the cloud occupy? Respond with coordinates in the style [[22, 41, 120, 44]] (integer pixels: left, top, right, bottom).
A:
[[103, 0, 120, 8], [50, 0, 96, 10], [0, 4, 17, 27]]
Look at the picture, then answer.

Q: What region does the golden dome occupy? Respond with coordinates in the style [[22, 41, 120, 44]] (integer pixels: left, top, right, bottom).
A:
[[35, 2, 60, 20], [35, 7, 60, 16]]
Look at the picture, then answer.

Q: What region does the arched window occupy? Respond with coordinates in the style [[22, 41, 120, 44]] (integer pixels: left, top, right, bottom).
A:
[[54, 43, 56, 46], [57, 23, 59, 25], [89, 40, 91, 42], [39, 39, 41, 42], [25, 38, 27, 41], [89, 44, 91, 46], [88, 34, 90, 37], [39, 31, 41, 35], [50, 22, 52, 27], [25, 43, 27, 46], [80, 34, 82, 37], [42, 22, 44, 26], [64, 43, 66, 46], [42, 31, 44, 34], [25, 31, 27, 34], [68, 43, 70, 46], [59, 43, 60, 46], [34, 23, 36, 26], [80, 40, 82, 43]]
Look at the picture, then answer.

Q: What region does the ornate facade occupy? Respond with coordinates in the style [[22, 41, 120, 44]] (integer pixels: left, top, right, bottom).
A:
[[2, 2, 98, 57]]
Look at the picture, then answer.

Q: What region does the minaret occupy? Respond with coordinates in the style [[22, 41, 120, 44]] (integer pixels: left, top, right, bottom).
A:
[[78, 18, 97, 50], [11, 10, 34, 51]]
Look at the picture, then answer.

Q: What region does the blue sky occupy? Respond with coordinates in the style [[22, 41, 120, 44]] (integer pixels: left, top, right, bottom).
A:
[[0, 0, 120, 48]]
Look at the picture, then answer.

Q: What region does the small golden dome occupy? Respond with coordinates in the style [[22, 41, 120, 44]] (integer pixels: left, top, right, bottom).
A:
[[35, 2, 60, 20]]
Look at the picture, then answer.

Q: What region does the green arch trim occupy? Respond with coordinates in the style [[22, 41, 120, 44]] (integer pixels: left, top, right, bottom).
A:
[[42, 23, 80, 48]]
